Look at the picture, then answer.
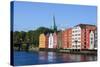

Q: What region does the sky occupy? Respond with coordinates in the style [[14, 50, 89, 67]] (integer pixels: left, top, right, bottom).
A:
[[13, 1, 97, 31]]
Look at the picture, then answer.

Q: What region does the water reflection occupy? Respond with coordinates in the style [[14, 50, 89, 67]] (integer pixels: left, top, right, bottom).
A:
[[47, 52, 56, 63], [79, 55, 97, 61], [14, 51, 97, 66], [38, 51, 48, 64], [61, 53, 73, 62], [38, 51, 97, 64]]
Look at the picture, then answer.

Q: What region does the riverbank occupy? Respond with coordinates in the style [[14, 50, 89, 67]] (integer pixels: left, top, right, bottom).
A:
[[14, 47, 97, 55], [60, 49, 97, 55], [39, 48, 97, 55]]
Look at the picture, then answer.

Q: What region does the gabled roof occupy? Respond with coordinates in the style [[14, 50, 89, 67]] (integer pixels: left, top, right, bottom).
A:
[[74, 24, 96, 29]]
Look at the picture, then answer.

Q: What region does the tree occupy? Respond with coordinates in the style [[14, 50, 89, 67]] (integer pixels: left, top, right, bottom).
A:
[[13, 26, 54, 50]]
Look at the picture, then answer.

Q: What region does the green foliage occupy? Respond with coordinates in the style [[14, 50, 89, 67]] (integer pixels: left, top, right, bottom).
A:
[[13, 27, 54, 48]]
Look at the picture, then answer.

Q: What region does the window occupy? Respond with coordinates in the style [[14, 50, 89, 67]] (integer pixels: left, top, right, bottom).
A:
[[84, 45, 86, 48], [78, 45, 80, 47], [75, 34, 77, 36], [84, 39, 86, 41], [91, 38, 93, 40], [75, 38, 77, 39], [78, 34, 80, 36], [78, 41, 81, 43], [84, 42, 86, 45], [91, 41, 93, 44]]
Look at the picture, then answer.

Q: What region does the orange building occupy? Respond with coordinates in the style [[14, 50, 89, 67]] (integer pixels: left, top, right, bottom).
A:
[[62, 28, 72, 49], [39, 33, 48, 48]]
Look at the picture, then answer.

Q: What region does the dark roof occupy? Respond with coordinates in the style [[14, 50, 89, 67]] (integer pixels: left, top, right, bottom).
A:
[[75, 24, 96, 28]]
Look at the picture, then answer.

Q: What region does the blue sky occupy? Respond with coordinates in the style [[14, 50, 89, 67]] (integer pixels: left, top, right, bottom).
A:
[[13, 1, 97, 31]]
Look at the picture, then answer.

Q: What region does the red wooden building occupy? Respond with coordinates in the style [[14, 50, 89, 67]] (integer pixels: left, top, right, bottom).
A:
[[62, 28, 72, 49]]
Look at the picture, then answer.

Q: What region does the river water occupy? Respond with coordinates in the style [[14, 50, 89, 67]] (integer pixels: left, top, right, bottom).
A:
[[13, 51, 97, 66]]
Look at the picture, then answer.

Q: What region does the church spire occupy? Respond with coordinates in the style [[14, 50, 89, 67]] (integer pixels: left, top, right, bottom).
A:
[[53, 15, 57, 32]]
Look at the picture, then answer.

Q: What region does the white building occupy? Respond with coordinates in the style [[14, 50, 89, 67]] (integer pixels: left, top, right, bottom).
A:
[[94, 30, 97, 49], [89, 31, 94, 49], [72, 26, 81, 49], [48, 33, 53, 48]]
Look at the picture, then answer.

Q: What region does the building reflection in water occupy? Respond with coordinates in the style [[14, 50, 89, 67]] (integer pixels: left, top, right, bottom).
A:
[[61, 53, 72, 62], [61, 54, 97, 62], [47, 52, 56, 63], [38, 51, 97, 64], [38, 51, 48, 64], [80, 55, 97, 61]]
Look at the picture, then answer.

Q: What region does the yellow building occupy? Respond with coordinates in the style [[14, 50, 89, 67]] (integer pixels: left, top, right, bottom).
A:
[[39, 33, 46, 48]]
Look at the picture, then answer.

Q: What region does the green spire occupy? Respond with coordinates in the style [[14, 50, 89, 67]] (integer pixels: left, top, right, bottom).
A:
[[53, 15, 57, 32]]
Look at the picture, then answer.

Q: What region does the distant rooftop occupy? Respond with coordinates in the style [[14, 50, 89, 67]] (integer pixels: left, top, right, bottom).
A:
[[75, 24, 96, 28]]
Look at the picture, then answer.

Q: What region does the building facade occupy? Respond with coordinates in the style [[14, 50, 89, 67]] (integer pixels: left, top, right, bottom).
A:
[[39, 24, 97, 50], [94, 29, 97, 49], [39, 33, 47, 48], [89, 31, 94, 49], [72, 26, 81, 49], [85, 25, 96, 49], [53, 32, 57, 48], [72, 24, 96, 49], [67, 28, 72, 49], [62, 28, 72, 49], [48, 33, 53, 48], [57, 31, 62, 49]]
